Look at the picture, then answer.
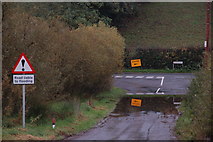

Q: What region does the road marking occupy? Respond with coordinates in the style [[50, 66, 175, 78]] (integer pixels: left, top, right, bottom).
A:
[[156, 76, 164, 78], [155, 88, 165, 94], [156, 76, 164, 86], [135, 93, 145, 95], [146, 76, 154, 79], [157, 92, 165, 94], [125, 76, 134, 78], [135, 76, 144, 79], [145, 93, 154, 95], [156, 88, 161, 93], [127, 92, 166, 95], [126, 93, 134, 95], [160, 77, 164, 86], [114, 75, 123, 78]]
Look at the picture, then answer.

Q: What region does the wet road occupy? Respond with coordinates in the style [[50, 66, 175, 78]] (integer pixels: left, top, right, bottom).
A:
[[66, 97, 180, 140], [66, 73, 194, 140], [67, 111, 178, 140], [113, 73, 195, 95]]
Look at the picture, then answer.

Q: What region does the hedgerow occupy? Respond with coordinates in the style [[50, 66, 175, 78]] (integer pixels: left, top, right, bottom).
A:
[[175, 52, 211, 140], [124, 47, 204, 70]]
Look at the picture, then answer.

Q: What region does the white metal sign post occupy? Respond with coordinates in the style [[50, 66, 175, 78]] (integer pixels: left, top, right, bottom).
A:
[[12, 53, 36, 128], [23, 84, 26, 128]]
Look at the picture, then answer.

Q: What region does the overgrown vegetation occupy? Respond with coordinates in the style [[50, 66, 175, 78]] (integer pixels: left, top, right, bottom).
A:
[[3, 88, 125, 140], [2, 2, 210, 140], [6, 2, 138, 29], [175, 53, 212, 140], [2, 5, 125, 135], [124, 47, 204, 70]]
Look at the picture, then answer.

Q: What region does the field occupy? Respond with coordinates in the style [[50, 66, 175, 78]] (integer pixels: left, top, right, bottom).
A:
[[119, 3, 206, 49]]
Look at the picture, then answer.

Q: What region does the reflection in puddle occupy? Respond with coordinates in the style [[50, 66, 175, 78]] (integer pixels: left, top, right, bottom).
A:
[[111, 97, 181, 116]]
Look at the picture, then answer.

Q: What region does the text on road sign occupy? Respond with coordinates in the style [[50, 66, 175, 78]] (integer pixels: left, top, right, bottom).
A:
[[13, 75, 35, 85]]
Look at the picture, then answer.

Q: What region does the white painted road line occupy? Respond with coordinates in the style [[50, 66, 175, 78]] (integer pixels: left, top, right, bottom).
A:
[[156, 76, 164, 79], [135, 76, 144, 79], [156, 87, 165, 94], [146, 76, 154, 79], [156, 92, 165, 95], [125, 76, 134, 78], [145, 93, 154, 95], [156, 76, 165, 86], [114, 76, 123, 78], [160, 77, 164, 86], [156, 88, 161, 93], [127, 92, 166, 95], [135, 93, 145, 95], [126, 93, 134, 95]]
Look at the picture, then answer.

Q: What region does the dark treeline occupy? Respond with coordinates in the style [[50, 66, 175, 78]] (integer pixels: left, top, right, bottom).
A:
[[3, 2, 138, 29]]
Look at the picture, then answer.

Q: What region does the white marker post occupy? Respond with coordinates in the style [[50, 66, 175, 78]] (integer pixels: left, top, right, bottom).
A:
[[12, 53, 36, 128], [173, 61, 183, 70], [23, 84, 25, 128]]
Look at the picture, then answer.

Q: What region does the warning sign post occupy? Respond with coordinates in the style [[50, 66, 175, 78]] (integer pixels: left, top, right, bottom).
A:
[[12, 53, 36, 128], [12, 53, 36, 74]]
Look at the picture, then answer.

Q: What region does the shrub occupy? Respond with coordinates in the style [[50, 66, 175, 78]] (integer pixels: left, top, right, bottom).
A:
[[124, 47, 204, 70], [175, 52, 211, 140], [3, 8, 63, 118], [2, 7, 124, 120]]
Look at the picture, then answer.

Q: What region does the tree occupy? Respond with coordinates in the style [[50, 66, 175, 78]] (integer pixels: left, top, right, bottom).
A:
[[13, 2, 138, 28], [2, 7, 125, 119]]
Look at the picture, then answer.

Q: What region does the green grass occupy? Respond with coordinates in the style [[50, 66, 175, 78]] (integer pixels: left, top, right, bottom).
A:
[[175, 59, 211, 140], [123, 68, 197, 73], [119, 3, 205, 49], [2, 88, 125, 140]]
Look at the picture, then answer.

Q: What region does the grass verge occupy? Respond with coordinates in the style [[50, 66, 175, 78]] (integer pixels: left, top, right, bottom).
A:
[[175, 57, 211, 140], [2, 88, 125, 140]]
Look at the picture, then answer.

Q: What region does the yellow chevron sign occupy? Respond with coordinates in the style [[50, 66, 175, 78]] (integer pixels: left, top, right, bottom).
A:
[[131, 59, 141, 67]]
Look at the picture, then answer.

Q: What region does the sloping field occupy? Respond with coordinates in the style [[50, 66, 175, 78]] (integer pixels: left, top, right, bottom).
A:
[[119, 3, 206, 49]]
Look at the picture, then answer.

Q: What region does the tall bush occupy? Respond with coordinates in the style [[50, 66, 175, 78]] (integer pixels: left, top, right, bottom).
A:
[[2, 7, 124, 120]]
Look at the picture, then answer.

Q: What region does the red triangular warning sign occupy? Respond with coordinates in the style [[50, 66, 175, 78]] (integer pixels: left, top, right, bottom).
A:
[[12, 53, 36, 74]]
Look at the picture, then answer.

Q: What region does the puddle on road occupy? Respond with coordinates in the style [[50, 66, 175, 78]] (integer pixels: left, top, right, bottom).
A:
[[111, 97, 181, 116]]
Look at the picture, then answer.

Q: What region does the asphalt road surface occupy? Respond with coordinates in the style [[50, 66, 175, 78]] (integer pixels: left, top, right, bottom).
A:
[[67, 111, 178, 140], [113, 73, 195, 95], [66, 73, 194, 140]]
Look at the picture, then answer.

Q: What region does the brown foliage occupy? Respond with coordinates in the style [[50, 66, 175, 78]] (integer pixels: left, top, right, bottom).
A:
[[2, 8, 124, 117]]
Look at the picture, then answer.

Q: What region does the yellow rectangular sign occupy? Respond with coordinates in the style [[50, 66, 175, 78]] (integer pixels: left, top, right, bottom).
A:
[[131, 99, 142, 107], [131, 59, 141, 67]]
